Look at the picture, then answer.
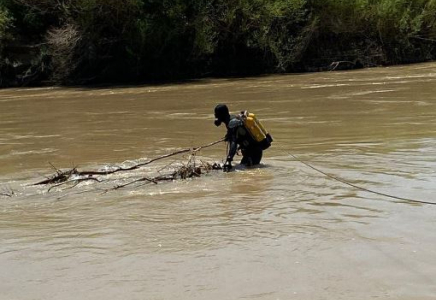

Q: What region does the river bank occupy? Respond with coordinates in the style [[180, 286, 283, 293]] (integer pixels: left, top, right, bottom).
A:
[[1, 0, 436, 88]]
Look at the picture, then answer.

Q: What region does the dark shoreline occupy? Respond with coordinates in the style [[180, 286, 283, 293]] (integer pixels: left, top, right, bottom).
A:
[[2, 59, 435, 90], [2, 1, 435, 89]]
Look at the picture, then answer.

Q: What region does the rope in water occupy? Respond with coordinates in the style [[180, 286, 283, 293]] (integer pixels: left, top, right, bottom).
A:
[[290, 154, 436, 206]]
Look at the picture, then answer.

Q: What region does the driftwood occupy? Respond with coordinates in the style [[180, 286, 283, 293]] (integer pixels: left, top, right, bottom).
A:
[[328, 58, 367, 71], [35, 164, 79, 185], [47, 177, 102, 193], [0, 186, 15, 198], [0, 191, 14, 198], [107, 161, 222, 192], [34, 139, 225, 192], [329, 60, 357, 71], [35, 138, 224, 185]]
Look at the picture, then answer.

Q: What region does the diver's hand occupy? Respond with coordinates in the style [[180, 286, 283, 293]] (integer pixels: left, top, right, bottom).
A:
[[223, 160, 232, 172]]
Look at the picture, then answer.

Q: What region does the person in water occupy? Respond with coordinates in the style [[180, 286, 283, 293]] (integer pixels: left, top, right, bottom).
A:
[[214, 104, 263, 172]]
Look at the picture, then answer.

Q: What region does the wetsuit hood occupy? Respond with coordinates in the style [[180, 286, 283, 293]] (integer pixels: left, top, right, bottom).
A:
[[214, 104, 230, 126]]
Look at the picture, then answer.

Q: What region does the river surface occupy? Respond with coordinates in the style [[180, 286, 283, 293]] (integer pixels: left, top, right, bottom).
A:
[[1, 63, 436, 300]]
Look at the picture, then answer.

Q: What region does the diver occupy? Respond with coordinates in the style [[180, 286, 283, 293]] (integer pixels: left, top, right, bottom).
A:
[[214, 104, 267, 172]]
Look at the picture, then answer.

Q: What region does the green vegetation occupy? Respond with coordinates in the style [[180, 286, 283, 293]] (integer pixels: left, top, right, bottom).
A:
[[1, 0, 435, 86], [0, 2, 12, 85]]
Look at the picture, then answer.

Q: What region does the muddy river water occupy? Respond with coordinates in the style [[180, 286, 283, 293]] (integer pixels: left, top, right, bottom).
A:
[[1, 63, 436, 300]]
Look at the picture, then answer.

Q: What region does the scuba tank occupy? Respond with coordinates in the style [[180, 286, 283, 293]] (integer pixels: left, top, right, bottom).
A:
[[239, 111, 273, 150]]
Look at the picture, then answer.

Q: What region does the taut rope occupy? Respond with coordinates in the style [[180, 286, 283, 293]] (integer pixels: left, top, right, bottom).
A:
[[291, 154, 435, 206]]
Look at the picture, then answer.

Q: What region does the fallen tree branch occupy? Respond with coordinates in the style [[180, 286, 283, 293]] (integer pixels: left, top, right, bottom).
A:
[[34, 167, 79, 185], [109, 176, 158, 191], [34, 138, 225, 186], [0, 186, 15, 198], [329, 60, 360, 71], [103, 159, 223, 193], [48, 177, 102, 193], [79, 137, 225, 176], [0, 192, 14, 198]]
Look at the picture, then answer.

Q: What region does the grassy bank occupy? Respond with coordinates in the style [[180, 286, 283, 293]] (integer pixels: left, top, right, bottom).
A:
[[1, 0, 435, 87]]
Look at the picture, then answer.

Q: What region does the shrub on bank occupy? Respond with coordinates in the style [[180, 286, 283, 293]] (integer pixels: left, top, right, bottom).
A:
[[1, 0, 435, 87], [0, 2, 13, 85]]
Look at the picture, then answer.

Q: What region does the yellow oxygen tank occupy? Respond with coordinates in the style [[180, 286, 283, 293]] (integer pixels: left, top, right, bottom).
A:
[[241, 110, 273, 150], [245, 113, 266, 143], [248, 112, 269, 137]]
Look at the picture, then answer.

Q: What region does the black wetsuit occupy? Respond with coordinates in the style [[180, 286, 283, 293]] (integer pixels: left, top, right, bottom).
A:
[[225, 115, 263, 166]]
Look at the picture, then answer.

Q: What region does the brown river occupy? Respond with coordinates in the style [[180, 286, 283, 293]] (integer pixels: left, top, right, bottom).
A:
[[1, 63, 436, 300]]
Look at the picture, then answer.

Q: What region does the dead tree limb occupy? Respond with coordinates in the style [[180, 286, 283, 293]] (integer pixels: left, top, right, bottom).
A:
[[111, 176, 158, 191], [104, 159, 222, 192], [48, 177, 102, 193], [34, 167, 79, 185], [34, 138, 225, 186], [329, 60, 356, 71], [71, 138, 224, 176], [0, 186, 15, 198]]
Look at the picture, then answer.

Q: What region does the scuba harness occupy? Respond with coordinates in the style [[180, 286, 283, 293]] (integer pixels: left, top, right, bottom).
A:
[[237, 111, 273, 150]]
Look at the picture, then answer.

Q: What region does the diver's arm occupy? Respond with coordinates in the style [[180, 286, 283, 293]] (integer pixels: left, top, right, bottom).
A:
[[226, 128, 237, 162], [227, 139, 237, 162], [223, 129, 237, 172]]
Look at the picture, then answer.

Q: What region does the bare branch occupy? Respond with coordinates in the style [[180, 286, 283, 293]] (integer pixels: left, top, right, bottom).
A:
[[0, 185, 15, 198], [33, 139, 225, 194], [35, 138, 225, 183], [47, 177, 101, 193]]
